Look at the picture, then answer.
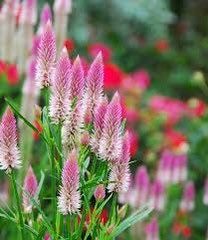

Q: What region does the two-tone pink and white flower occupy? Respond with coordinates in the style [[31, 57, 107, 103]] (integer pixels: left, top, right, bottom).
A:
[[36, 21, 56, 89], [180, 181, 195, 212], [22, 166, 38, 213], [99, 92, 122, 162], [58, 150, 81, 215], [0, 107, 21, 172], [49, 47, 71, 124]]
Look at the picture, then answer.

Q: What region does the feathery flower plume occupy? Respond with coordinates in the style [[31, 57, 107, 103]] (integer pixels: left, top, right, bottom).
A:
[[36, 20, 56, 89], [203, 177, 208, 205], [0, 107, 21, 172], [94, 184, 106, 201], [108, 132, 131, 193], [22, 166, 38, 213], [40, 4, 52, 26], [49, 47, 71, 124], [82, 52, 104, 122], [99, 92, 122, 162], [53, 0, 72, 52], [172, 154, 188, 184], [19, 0, 37, 25], [58, 150, 81, 215], [145, 218, 160, 240], [180, 181, 195, 212], [69, 56, 84, 102], [134, 166, 150, 207], [90, 96, 108, 154], [149, 180, 165, 212], [62, 103, 82, 155]]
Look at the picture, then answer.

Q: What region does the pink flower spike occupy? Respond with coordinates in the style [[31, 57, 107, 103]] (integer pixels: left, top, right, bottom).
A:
[[49, 47, 71, 124], [19, 0, 37, 25], [145, 218, 160, 240], [149, 180, 166, 212], [69, 56, 84, 101], [135, 166, 149, 206], [36, 20, 56, 89], [180, 181, 195, 212], [108, 132, 131, 193], [58, 150, 81, 215], [94, 184, 105, 201], [22, 166, 38, 213], [0, 107, 21, 172], [82, 52, 104, 119], [90, 96, 108, 154], [99, 92, 122, 162], [40, 3, 52, 26]]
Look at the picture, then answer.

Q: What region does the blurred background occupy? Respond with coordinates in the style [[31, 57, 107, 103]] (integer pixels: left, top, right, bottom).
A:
[[1, 0, 208, 239]]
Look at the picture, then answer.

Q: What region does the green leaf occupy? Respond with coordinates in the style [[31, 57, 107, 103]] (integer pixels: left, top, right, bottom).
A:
[[111, 204, 153, 238]]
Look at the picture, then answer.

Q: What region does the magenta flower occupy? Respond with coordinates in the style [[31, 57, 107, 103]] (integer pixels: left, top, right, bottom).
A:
[[145, 218, 160, 240], [134, 166, 150, 206], [40, 3, 52, 26], [58, 150, 81, 215], [90, 96, 108, 154], [108, 132, 131, 193], [180, 181, 195, 212], [149, 180, 166, 212], [22, 166, 38, 213], [99, 92, 122, 162], [82, 52, 104, 121], [0, 107, 21, 172], [203, 177, 208, 205], [36, 20, 56, 89], [49, 47, 71, 124], [94, 184, 106, 201], [69, 56, 84, 102]]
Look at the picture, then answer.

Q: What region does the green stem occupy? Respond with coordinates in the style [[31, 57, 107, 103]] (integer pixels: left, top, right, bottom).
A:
[[11, 170, 25, 240]]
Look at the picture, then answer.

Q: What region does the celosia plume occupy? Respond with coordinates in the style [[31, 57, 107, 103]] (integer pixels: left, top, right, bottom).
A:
[[145, 218, 160, 240], [180, 181, 195, 212], [108, 131, 131, 193], [58, 150, 81, 215], [135, 166, 150, 206], [90, 96, 108, 154], [82, 52, 104, 121], [40, 3, 52, 26], [0, 107, 21, 172], [94, 184, 106, 201], [69, 56, 84, 102], [149, 180, 165, 212], [36, 20, 56, 89], [49, 47, 71, 124], [22, 166, 38, 213], [99, 92, 122, 162], [19, 0, 37, 25], [53, 0, 72, 14], [203, 177, 208, 205]]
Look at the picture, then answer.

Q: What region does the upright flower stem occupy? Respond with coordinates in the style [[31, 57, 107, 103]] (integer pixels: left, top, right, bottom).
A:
[[11, 170, 25, 240]]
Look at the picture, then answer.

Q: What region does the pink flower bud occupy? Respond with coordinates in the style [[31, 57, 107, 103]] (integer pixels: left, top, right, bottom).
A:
[[22, 166, 38, 213], [94, 184, 105, 201], [203, 177, 208, 205], [40, 3, 52, 26], [145, 218, 160, 240], [180, 181, 195, 212]]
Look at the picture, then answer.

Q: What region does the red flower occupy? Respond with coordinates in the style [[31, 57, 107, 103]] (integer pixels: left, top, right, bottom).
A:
[[6, 64, 19, 85], [131, 69, 151, 90], [88, 43, 112, 62], [64, 38, 75, 53], [104, 63, 124, 90], [182, 225, 192, 238], [165, 129, 187, 149], [0, 60, 7, 75], [155, 39, 170, 53], [187, 98, 206, 117], [33, 120, 43, 141], [128, 128, 139, 157], [172, 222, 183, 235]]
